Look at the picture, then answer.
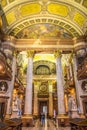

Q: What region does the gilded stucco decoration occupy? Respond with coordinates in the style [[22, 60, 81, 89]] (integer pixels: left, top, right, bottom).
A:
[[47, 3, 69, 17], [73, 12, 86, 26], [20, 3, 41, 16], [38, 82, 48, 95], [1, 0, 87, 9], [9, 0, 15, 3], [82, 0, 87, 8], [1, 0, 7, 7], [75, 0, 81, 3], [6, 11, 16, 25]]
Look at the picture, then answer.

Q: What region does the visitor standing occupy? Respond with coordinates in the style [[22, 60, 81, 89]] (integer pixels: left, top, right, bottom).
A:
[[41, 113, 45, 126]]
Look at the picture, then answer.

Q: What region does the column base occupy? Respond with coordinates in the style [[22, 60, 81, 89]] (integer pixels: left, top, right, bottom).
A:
[[57, 114, 69, 127], [22, 114, 34, 127]]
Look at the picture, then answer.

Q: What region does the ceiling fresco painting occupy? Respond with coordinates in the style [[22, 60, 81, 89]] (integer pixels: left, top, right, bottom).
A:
[[0, 0, 87, 38], [17, 24, 72, 39]]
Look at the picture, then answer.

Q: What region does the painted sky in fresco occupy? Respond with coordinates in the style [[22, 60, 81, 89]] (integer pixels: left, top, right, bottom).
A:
[[17, 24, 72, 39]]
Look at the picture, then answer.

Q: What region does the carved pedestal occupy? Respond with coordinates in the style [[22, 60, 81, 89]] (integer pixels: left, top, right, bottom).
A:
[[71, 109, 79, 118]]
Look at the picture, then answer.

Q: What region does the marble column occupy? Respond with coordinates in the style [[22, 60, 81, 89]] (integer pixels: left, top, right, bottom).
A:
[[33, 81, 38, 116], [72, 53, 84, 116], [48, 81, 53, 117], [24, 50, 34, 117], [6, 51, 17, 117], [54, 50, 65, 117]]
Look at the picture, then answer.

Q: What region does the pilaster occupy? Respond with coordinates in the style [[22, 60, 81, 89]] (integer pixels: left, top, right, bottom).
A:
[[48, 80, 53, 117]]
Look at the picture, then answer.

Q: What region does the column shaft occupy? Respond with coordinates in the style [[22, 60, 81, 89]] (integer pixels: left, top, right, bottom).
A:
[[54, 51, 65, 116], [56, 58, 65, 114], [6, 56, 16, 115], [73, 54, 84, 114], [24, 57, 33, 115]]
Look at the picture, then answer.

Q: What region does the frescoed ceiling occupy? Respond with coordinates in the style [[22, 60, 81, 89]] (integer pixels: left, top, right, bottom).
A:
[[0, 0, 87, 39]]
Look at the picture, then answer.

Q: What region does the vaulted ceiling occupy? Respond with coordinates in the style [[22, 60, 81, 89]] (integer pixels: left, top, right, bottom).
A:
[[0, 0, 87, 39]]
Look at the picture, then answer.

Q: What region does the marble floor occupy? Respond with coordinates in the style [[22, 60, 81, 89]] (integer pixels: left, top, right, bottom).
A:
[[22, 119, 70, 130]]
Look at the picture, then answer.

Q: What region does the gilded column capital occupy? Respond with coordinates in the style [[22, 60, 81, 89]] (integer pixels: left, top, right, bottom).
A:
[[34, 81, 40, 86], [54, 50, 62, 58], [69, 52, 73, 63], [72, 52, 77, 58], [13, 50, 19, 58], [68, 52, 77, 64], [48, 80, 53, 85], [27, 50, 34, 58]]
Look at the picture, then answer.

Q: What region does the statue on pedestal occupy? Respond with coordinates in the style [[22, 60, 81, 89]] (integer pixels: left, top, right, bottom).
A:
[[12, 95, 22, 118], [68, 95, 79, 118]]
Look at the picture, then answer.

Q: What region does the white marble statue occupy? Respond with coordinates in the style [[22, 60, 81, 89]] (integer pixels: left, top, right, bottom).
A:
[[68, 96, 77, 110], [68, 95, 79, 118], [13, 95, 21, 111]]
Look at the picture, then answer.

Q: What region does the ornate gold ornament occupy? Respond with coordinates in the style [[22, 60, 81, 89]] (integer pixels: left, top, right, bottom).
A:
[[54, 50, 62, 58], [27, 50, 34, 58], [13, 50, 19, 58]]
